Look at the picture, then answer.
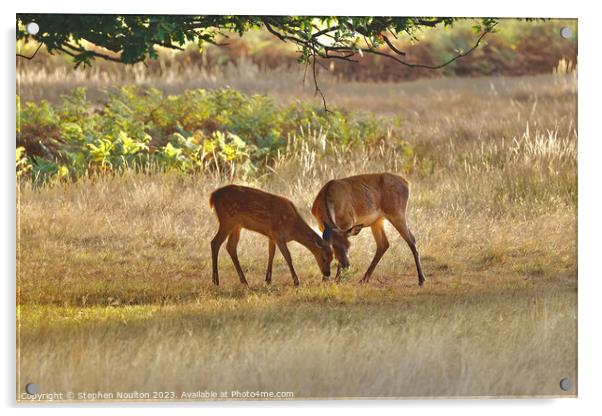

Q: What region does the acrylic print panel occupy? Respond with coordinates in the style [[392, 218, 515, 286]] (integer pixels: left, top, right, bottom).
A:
[[16, 15, 577, 402]]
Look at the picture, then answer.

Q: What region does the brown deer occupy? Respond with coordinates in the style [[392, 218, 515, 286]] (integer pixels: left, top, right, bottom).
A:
[[311, 173, 425, 286], [209, 185, 333, 286]]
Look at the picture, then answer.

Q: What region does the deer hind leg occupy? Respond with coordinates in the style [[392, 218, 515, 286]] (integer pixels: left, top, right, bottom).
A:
[[388, 215, 426, 286], [276, 240, 300, 287], [359, 219, 390, 284], [210, 223, 231, 286], [265, 239, 276, 285], [226, 226, 249, 286]]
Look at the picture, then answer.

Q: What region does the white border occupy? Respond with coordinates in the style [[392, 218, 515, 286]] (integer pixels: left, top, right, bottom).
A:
[[3, 1, 601, 415]]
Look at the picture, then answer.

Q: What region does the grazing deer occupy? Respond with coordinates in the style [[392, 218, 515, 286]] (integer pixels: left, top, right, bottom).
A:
[[209, 185, 333, 286], [311, 173, 425, 286]]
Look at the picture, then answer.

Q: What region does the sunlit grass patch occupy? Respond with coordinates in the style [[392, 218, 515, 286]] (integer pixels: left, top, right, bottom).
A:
[[18, 285, 577, 398]]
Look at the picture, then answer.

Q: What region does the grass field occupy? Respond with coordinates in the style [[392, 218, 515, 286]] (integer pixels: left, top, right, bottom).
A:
[[17, 73, 577, 400]]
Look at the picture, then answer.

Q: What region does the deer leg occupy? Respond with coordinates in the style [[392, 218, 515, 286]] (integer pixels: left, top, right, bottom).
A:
[[276, 240, 300, 287], [389, 216, 426, 286], [359, 219, 390, 284], [210, 224, 230, 286], [265, 239, 276, 284], [334, 263, 343, 283], [226, 227, 248, 286]]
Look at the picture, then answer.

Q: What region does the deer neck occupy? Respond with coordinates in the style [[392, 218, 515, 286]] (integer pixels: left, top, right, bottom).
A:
[[323, 180, 337, 229], [293, 219, 321, 255]]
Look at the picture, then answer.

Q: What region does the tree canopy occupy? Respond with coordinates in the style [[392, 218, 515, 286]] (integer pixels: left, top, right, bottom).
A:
[[16, 15, 498, 108], [17, 15, 498, 65]]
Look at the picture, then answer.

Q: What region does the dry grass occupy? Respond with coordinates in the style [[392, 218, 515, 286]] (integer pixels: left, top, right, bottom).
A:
[[17, 74, 577, 400], [19, 286, 576, 399]]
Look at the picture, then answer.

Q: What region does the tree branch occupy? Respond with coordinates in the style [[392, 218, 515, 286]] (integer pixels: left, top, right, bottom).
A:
[[414, 18, 449, 28], [260, 18, 496, 111], [263, 17, 495, 71], [311, 48, 328, 113], [324, 51, 358, 62], [155, 42, 185, 51], [62, 41, 141, 64], [262, 17, 315, 51], [16, 42, 43, 60], [380, 34, 406, 56], [313, 23, 496, 70], [311, 25, 340, 39]]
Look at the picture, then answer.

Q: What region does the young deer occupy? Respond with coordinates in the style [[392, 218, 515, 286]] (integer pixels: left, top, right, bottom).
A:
[[209, 185, 333, 286], [311, 173, 425, 286]]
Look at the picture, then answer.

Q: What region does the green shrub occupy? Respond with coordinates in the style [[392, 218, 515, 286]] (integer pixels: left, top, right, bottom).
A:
[[17, 87, 403, 184]]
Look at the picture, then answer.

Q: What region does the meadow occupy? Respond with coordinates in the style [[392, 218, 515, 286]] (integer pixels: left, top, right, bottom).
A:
[[17, 36, 577, 399]]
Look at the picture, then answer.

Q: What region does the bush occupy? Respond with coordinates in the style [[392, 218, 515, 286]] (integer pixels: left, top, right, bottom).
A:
[[17, 87, 405, 183]]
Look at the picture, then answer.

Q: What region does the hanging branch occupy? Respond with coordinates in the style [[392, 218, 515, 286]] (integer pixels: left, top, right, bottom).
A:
[[16, 42, 42, 60], [311, 47, 329, 113], [258, 17, 497, 110]]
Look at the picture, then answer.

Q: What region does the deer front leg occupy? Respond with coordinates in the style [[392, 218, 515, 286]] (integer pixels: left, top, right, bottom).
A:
[[265, 239, 276, 284], [359, 220, 390, 284], [334, 263, 343, 283], [276, 240, 300, 287]]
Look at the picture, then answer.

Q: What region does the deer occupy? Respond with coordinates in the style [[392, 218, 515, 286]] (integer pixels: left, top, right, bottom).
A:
[[311, 173, 425, 286], [209, 185, 333, 287]]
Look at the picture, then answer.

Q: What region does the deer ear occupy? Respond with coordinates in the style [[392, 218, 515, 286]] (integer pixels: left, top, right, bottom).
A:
[[322, 223, 332, 241], [347, 224, 363, 236]]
